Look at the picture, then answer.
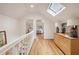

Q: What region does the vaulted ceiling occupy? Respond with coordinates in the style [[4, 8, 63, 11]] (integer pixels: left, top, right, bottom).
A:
[[0, 3, 79, 22]]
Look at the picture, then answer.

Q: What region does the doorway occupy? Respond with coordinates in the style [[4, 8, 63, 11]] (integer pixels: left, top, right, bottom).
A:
[[36, 20, 44, 38]]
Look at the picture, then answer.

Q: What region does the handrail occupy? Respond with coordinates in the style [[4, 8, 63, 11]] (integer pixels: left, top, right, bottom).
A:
[[0, 30, 34, 55]]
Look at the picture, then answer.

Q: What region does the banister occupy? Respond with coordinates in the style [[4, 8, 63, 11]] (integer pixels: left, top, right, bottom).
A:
[[0, 30, 34, 55]]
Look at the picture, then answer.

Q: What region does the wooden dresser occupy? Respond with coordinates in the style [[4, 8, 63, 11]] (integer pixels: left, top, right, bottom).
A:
[[54, 33, 79, 55]]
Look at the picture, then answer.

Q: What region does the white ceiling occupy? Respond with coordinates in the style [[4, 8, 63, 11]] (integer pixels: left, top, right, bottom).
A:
[[0, 3, 79, 22], [0, 3, 48, 18]]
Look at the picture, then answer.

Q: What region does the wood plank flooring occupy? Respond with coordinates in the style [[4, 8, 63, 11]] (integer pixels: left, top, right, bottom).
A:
[[29, 34, 64, 55]]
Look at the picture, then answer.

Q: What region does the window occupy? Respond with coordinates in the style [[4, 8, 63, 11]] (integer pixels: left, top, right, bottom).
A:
[[47, 3, 65, 16]]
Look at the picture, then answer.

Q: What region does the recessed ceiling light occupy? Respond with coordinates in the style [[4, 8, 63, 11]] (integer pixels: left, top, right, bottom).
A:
[[30, 5, 34, 8]]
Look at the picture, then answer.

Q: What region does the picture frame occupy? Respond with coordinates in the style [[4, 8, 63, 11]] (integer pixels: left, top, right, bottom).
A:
[[0, 31, 7, 47]]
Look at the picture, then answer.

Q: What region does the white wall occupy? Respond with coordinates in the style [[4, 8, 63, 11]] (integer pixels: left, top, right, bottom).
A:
[[19, 17, 37, 39], [0, 15, 22, 43], [43, 19, 55, 39]]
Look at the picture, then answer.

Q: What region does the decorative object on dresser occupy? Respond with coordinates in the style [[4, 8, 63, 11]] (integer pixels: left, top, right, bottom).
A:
[[0, 31, 7, 47], [56, 27, 59, 33], [61, 23, 67, 34], [67, 18, 79, 38], [70, 26, 78, 38]]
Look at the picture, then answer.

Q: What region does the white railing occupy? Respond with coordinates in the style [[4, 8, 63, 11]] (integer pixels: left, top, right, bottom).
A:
[[0, 30, 35, 55]]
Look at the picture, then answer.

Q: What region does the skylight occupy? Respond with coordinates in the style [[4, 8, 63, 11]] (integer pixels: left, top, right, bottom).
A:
[[47, 3, 66, 16]]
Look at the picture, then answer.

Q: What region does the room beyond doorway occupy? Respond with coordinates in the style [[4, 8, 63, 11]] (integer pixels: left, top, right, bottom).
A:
[[36, 20, 44, 35]]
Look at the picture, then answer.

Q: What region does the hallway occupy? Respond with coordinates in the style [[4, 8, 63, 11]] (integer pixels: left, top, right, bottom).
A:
[[29, 34, 64, 55]]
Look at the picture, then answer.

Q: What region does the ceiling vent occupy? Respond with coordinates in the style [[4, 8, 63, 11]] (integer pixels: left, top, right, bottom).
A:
[[47, 3, 66, 16]]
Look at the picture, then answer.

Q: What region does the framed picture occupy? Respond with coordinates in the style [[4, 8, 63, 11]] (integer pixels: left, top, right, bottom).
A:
[[0, 31, 7, 47]]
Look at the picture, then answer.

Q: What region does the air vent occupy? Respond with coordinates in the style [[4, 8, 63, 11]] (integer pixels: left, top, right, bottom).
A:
[[47, 3, 65, 16]]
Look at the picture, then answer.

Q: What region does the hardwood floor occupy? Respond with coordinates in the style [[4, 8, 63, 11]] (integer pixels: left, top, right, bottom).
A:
[[29, 34, 64, 55]]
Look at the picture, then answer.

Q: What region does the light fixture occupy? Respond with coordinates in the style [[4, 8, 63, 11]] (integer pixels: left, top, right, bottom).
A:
[[30, 5, 34, 8]]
